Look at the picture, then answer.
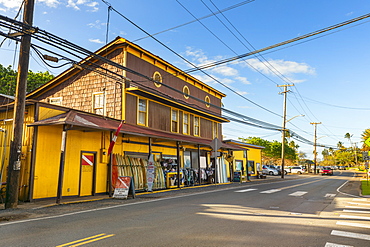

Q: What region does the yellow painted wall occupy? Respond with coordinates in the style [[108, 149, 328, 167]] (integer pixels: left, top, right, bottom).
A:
[[38, 106, 66, 120], [33, 125, 109, 199], [232, 148, 262, 180], [33, 125, 63, 199], [0, 105, 35, 201]]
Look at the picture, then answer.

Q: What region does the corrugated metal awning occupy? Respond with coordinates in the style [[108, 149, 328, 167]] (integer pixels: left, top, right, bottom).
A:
[[28, 110, 243, 150]]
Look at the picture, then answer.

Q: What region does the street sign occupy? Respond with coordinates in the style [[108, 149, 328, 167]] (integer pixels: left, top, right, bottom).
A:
[[363, 151, 370, 161], [210, 137, 222, 151], [365, 137, 370, 147]]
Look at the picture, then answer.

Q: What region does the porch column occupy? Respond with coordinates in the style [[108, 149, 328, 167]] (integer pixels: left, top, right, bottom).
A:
[[245, 149, 250, 182], [176, 141, 181, 188], [56, 124, 68, 204], [197, 144, 201, 185], [108, 131, 113, 197]]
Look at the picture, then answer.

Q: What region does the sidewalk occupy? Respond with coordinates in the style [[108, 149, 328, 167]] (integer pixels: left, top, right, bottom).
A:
[[0, 171, 363, 223]]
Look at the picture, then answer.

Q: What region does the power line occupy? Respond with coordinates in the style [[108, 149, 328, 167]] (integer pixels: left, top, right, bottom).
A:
[[130, 0, 255, 42], [184, 12, 370, 73]]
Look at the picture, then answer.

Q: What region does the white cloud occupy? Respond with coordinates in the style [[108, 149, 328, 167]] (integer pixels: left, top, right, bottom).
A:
[[235, 76, 250, 85], [87, 20, 104, 29], [0, 0, 22, 9], [212, 65, 238, 77], [243, 58, 315, 76], [38, 0, 60, 8], [89, 38, 104, 44], [184, 47, 254, 87]]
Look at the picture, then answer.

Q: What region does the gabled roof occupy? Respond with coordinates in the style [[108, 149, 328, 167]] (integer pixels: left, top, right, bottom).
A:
[[223, 139, 265, 150], [27, 37, 226, 100], [0, 93, 14, 105], [28, 110, 242, 151]]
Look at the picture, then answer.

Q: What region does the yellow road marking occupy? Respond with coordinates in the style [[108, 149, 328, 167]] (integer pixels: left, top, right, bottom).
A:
[[70, 234, 115, 246], [56, 233, 114, 247]]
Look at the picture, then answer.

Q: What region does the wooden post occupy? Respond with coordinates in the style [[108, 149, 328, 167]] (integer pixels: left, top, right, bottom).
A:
[[5, 0, 35, 209], [56, 125, 68, 204]]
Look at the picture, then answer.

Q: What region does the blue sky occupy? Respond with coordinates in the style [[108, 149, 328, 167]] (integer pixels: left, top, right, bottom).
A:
[[1, 0, 370, 160]]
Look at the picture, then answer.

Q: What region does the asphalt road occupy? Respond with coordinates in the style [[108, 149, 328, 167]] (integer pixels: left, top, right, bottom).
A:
[[0, 171, 369, 247]]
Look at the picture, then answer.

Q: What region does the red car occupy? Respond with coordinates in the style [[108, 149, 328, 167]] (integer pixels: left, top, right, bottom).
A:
[[321, 167, 333, 176]]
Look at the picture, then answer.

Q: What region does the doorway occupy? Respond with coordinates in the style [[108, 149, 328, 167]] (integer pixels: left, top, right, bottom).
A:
[[79, 151, 97, 196]]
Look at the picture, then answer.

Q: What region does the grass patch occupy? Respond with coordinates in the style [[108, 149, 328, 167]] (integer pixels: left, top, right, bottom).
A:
[[361, 180, 370, 195]]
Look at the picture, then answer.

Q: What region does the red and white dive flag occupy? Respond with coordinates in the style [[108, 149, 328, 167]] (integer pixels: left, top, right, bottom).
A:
[[108, 121, 123, 155]]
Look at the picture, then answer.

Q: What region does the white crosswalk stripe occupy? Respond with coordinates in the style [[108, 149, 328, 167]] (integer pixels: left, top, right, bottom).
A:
[[260, 189, 281, 194], [289, 191, 307, 197], [324, 242, 353, 247], [331, 230, 370, 241], [234, 188, 257, 193], [336, 221, 370, 229], [340, 214, 370, 220], [343, 209, 370, 214]]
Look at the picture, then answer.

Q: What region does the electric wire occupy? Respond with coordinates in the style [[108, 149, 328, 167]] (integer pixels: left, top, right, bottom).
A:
[[0, 13, 336, 149], [130, 0, 255, 42]]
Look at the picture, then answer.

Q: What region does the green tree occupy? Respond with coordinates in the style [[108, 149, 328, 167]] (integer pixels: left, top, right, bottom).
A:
[[361, 129, 370, 151], [239, 136, 297, 165], [0, 64, 53, 96]]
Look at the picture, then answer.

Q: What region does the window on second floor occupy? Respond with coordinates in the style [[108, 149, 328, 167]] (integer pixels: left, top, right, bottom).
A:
[[183, 112, 189, 134], [138, 98, 148, 126], [171, 109, 179, 133], [194, 116, 200, 136], [92, 92, 105, 115], [49, 97, 62, 106], [212, 122, 218, 139]]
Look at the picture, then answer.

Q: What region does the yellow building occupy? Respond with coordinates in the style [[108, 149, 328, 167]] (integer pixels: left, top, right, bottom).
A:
[[224, 140, 265, 181], [1, 37, 243, 203]]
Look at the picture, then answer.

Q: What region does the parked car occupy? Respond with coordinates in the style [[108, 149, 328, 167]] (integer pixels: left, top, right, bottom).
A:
[[321, 166, 333, 176], [287, 166, 305, 174], [337, 166, 346, 170], [266, 165, 281, 175], [262, 165, 279, 176], [274, 165, 290, 175]]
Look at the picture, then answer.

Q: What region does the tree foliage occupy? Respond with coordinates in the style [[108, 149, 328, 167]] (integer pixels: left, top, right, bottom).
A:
[[321, 132, 363, 166], [0, 64, 53, 96], [238, 136, 298, 165]]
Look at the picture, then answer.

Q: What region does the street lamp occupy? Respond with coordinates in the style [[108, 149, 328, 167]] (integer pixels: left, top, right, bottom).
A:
[[281, 114, 304, 178]]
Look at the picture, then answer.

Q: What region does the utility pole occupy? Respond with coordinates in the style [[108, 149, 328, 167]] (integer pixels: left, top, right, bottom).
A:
[[310, 122, 321, 175], [277, 84, 294, 179], [5, 0, 35, 209]]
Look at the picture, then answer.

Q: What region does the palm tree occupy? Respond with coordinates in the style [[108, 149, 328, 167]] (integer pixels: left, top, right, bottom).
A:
[[361, 129, 370, 151]]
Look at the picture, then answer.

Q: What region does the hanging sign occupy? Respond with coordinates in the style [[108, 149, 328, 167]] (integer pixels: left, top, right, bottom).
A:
[[113, 176, 135, 199], [365, 137, 370, 147], [147, 154, 155, 192]]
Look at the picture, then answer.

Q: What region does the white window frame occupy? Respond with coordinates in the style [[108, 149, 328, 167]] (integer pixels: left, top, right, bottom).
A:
[[137, 98, 148, 126], [183, 112, 189, 135], [92, 92, 105, 115], [194, 115, 200, 137], [171, 109, 179, 133], [49, 97, 62, 106]]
